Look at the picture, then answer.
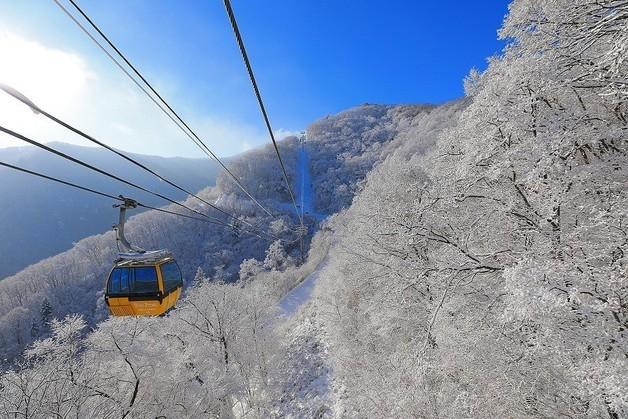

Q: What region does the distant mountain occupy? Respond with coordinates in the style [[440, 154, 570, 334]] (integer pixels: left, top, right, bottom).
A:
[[0, 142, 220, 279]]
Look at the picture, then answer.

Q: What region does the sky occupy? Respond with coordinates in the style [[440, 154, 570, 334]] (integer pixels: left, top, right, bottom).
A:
[[0, 0, 511, 158]]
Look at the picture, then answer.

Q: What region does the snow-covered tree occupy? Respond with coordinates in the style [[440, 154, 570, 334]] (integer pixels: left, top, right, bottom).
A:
[[239, 258, 263, 282], [40, 298, 53, 329], [192, 267, 206, 288], [314, 0, 627, 416], [2, 1, 626, 416], [263, 241, 292, 272]]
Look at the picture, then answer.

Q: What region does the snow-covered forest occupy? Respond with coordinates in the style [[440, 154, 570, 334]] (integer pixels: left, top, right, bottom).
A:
[[1, 0, 626, 417], [315, 1, 627, 416], [0, 100, 427, 362]]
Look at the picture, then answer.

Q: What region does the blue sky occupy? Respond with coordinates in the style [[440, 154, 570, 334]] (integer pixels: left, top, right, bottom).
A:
[[0, 0, 510, 157]]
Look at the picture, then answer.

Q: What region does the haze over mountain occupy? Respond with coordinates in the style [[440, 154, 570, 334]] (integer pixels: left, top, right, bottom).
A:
[[0, 142, 221, 279]]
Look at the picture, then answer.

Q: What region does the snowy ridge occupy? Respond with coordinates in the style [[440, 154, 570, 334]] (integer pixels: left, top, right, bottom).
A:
[[0, 102, 422, 362]]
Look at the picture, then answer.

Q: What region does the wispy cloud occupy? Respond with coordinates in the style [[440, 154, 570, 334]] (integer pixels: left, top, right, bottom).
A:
[[0, 31, 278, 158]]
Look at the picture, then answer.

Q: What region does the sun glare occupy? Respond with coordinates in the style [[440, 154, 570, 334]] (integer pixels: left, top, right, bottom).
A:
[[0, 32, 94, 147]]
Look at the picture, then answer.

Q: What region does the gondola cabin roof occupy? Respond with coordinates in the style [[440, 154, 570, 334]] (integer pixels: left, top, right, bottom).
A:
[[113, 249, 174, 267]]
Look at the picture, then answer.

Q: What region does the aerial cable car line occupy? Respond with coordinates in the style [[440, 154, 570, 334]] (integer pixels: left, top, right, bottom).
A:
[[0, 84, 276, 240], [223, 0, 304, 226], [53, 0, 276, 220], [0, 124, 230, 225], [0, 160, 267, 241], [1, 161, 267, 317], [0, 125, 272, 238], [0, 161, 230, 227]]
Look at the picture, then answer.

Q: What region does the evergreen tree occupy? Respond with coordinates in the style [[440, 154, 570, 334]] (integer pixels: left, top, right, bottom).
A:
[[30, 319, 39, 339], [193, 267, 205, 288], [40, 298, 53, 329]]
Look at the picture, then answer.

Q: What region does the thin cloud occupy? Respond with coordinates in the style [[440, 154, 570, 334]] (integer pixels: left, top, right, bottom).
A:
[[0, 31, 271, 158]]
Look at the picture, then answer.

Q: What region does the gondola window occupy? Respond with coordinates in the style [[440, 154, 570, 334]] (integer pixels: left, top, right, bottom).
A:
[[161, 261, 183, 292], [108, 268, 130, 295], [133, 267, 158, 294]]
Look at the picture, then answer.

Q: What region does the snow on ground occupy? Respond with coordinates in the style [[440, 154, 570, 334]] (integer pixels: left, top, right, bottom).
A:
[[273, 244, 340, 418], [272, 307, 337, 419], [298, 139, 326, 222], [275, 139, 326, 223], [279, 259, 326, 316], [279, 140, 330, 317], [298, 139, 314, 216], [270, 138, 341, 418]]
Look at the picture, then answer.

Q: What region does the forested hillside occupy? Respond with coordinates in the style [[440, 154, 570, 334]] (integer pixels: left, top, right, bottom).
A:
[[0, 143, 221, 279], [315, 0, 627, 416], [0, 103, 432, 363], [0, 0, 625, 417]]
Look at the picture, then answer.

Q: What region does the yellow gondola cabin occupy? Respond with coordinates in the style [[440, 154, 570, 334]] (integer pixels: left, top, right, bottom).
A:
[[105, 198, 184, 317], [105, 252, 183, 316]]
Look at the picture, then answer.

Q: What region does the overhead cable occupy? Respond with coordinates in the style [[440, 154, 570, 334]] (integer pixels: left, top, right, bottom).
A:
[[0, 83, 273, 238], [223, 0, 303, 225], [0, 124, 223, 223], [53, 0, 276, 219], [0, 161, 264, 239]]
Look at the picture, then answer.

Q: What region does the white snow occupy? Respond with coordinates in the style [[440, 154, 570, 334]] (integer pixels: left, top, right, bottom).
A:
[[297, 138, 326, 222], [279, 257, 327, 316], [272, 305, 338, 418], [298, 139, 314, 216], [277, 139, 328, 316]]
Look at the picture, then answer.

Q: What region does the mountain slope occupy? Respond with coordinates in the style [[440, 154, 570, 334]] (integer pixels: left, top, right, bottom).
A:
[[0, 103, 435, 361], [312, 1, 628, 416]]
